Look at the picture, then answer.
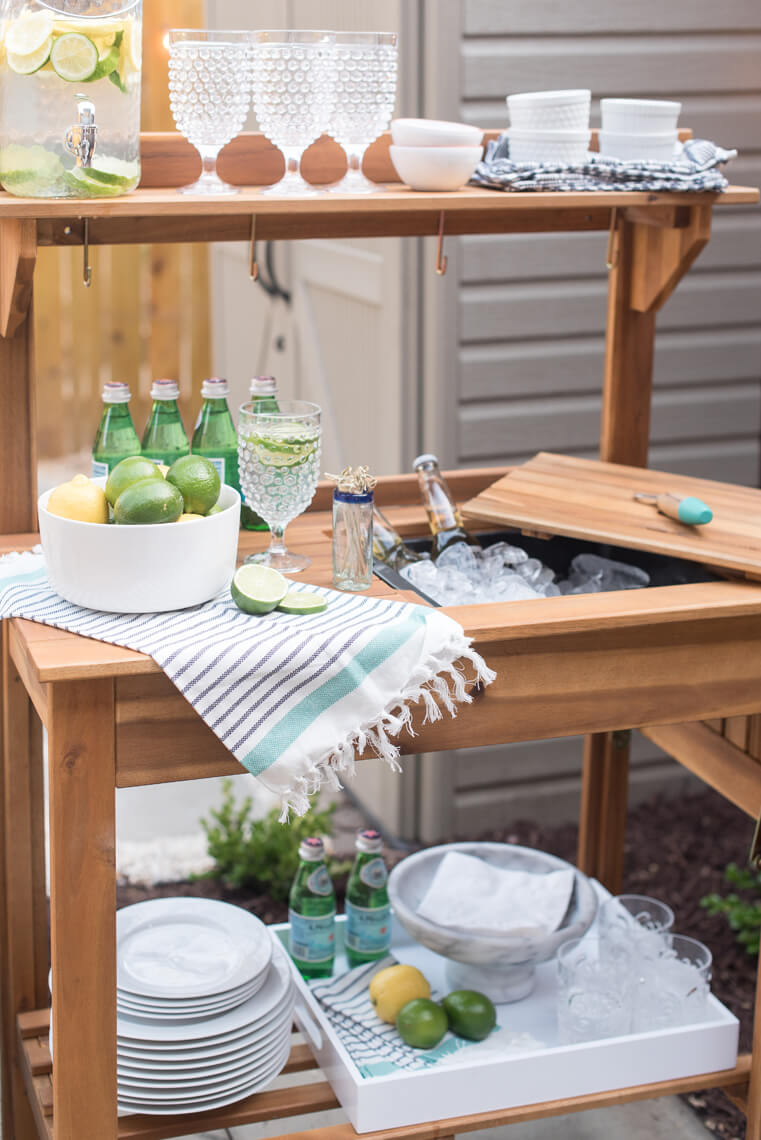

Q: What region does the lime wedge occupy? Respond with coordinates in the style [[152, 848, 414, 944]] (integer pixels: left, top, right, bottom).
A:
[[231, 565, 289, 615], [79, 156, 139, 188], [50, 32, 98, 81], [278, 591, 328, 615], [7, 35, 52, 74], [6, 11, 53, 55]]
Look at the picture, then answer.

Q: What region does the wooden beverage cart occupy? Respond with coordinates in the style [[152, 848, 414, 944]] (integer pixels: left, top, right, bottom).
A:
[[1, 131, 761, 1140]]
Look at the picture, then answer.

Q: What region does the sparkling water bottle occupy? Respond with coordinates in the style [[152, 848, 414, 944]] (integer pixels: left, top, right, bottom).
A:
[[413, 453, 481, 560], [288, 837, 336, 979], [191, 377, 240, 495], [241, 376, 280, 531], [345, 829, 392, 968], [91, 381, 141, 477], [141, 379, 190, 466]]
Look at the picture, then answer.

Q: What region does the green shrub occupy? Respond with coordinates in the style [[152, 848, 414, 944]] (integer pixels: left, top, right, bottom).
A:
[[701, 862, 761, 955], [199, 778, 336, 901]]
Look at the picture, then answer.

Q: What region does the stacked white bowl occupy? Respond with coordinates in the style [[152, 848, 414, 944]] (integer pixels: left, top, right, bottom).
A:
[[506, 89, 591, 164], [599, 99, 682, 162], [389, 118, 484, 191]]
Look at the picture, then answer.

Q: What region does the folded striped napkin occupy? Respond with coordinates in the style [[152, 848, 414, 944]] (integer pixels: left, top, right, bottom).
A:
[[0, 550, 494, 816]]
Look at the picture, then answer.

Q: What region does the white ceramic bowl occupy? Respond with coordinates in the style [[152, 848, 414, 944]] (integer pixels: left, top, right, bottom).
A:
[[507, 128, 591, 165], [391, 118, 484, 148], [507, 89, 591, 131], [389, 145, 483, 191], [38, 480, 241, 613], [598, 129, 679, 162], [600, 98, 681, 135]]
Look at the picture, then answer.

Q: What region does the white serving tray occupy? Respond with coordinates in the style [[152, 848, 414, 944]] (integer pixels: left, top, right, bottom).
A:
[[271, 884, 739, 1134]]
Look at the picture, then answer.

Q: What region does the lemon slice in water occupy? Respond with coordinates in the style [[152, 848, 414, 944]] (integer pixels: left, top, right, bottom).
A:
[[6, 10, 53, 56], [7, 35, 52, 74]]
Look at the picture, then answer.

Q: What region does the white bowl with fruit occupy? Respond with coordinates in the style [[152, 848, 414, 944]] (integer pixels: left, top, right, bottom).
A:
[[38, 455, 241, 613]]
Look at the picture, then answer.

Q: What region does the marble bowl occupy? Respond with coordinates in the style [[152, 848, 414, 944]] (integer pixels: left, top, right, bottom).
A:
[[388, 842, 597, 1003]]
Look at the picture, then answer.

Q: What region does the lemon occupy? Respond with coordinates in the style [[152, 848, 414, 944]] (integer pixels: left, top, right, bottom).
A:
[[47, 474, 108, 525], [106, 456, 163, 508], [6, 11, 53, 56], [177, 513, 205, 523], [369, 964, 431, 1024], [114, 479, 183, 526], [230, 565, 289, 615], [167, 455, 220, 517], [396, 999, 448, 1050], [441, 990, 496, 1041]]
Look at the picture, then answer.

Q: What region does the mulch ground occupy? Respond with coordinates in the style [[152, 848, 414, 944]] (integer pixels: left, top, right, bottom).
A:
[[117, 785, 757, 1139]]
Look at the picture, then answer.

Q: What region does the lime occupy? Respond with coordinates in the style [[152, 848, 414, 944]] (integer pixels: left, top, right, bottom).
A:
[[277, 591, 328, 616], [230, 565, 288, 615], [6, 11, 53, 56], [78, 156, 139, 188], [167, 455, 221, 516], [7, 36, 52, 74], [396, 999, 448, 1051], [105, 456, 163, 508], [441, 990, 496, 1041], [50, 33, 99, 82], [114, 479, 183, 526]]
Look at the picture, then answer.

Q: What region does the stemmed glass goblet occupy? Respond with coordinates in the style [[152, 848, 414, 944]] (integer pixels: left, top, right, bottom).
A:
[[238, 402, 322, 573], [168, 29, 251, 196], [251, 30, 336, 197], [328, 32, 398, 194]]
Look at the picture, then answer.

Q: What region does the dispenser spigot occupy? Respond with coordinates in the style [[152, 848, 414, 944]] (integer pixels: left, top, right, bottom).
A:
[[65, 97, 98, 168]]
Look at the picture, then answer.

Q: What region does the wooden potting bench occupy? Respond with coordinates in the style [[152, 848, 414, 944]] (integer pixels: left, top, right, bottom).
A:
[[0, 131, 760, 1140]]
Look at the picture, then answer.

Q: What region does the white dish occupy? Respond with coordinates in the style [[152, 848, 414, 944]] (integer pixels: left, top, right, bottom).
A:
[[117, 940, 292, 1043], [117, 985, 261, 1020], [389, 145, 483, 191], [116, 971, 262, 1006], [115, 1000, 290, 1060], [118, 1025, 291, 1092], [507, 128, 591, 166], [117, 898, 272, 1000], [117, 1022, 292, 1083], [598, 129, 679, 162], [38, 479, 241, 614], [600, 98, 681, 134], [507, 89, 590, 131], [391, 118, 483, 148]]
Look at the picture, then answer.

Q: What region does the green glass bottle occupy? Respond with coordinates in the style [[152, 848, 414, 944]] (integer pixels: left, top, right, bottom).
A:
[[345, 829, 392, 968], [413, 454, 481, 560], [141, 379, 190, 467], [288, 837, 336, 980], [241, 376, 280, 532], [91, 382, 142, 478], [191, 377, 241, 497]]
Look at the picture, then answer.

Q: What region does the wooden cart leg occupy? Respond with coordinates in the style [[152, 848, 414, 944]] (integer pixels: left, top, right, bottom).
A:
[[577, 731, 630, 893], [745, 938, 761, 1138], [1, 624, 48, 1140], [0, 224, 38, 536], [48, 678, 117, 1140], [578, 734, 606, 878]]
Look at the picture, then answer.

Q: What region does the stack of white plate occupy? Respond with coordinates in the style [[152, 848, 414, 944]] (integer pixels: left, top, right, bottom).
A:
[[52, 898, 295, 1116]]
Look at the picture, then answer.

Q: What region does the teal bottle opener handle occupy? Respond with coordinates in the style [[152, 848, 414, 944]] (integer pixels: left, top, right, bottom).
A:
[[676, 496, 713, 526]]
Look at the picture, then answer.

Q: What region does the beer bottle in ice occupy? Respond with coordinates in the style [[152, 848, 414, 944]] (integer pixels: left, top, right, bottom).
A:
[[288, 837, 336, 979], [372, 505, 424, 571], [413, 454, 481, 560], [345, 829, 392, 968]]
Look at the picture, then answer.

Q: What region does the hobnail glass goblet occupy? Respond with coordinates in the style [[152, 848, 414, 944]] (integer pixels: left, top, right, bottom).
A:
[[328, 32, 398, 194], [238, 402, 322, 573], [168, 29, 251, 196], [251, 30, 336, 197]]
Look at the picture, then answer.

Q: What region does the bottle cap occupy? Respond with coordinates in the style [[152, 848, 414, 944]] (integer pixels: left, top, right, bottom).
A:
[[151, 379, 180, 401], [413, 454, 438, 470], [250, 376, 277, 397], [298, 837, 326, 862], [102, 381, 131, 404], [356, 828, 383, 854], [201, 377, 230, 399]]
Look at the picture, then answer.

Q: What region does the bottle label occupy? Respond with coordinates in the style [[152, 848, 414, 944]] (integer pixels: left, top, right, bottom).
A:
[[360, 858, 388, 889], [289, 908, 336, 963], [204, 457, 226, 483], [345, 901, 392, 955], [91, 459, 109, 479], [307, 865, 333, 896]]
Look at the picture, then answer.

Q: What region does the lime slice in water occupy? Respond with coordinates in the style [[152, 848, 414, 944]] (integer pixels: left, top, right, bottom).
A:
[[78, 156, 139, 188], [6, 11, 53, 55], [278, 591, 328, 615], [231, 565, 289, 615], [50, 33, 99, 81], [7, 36, 52, 74]]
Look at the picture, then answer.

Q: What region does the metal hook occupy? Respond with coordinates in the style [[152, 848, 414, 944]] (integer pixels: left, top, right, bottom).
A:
[[249, 215, 259, 281], [435, 210, 448, 276], [605, 207, 620, 271], [83, 218, 92, 288]]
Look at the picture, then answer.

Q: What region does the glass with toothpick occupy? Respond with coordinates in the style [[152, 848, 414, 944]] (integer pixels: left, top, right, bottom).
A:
[[329, 466, 377, 591]]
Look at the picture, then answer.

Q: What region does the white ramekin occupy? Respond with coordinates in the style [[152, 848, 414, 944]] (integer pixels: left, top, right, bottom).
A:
[[507, 128, 591, 165], [507, 89, 591, 131], [600, 99, 682, 135], [389, 145, 484, 191], [391, 118, 484, 148], [598, 129, 679, 162]]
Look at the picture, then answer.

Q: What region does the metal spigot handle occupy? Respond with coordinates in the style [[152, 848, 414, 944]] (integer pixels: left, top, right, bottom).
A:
[[65, 96, 98, 168]]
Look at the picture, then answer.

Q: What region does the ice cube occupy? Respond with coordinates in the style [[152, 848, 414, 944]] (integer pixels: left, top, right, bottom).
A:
[[569, 554, 650, 592], [436, 542, 479, 575], [516, 558, 546, 585], [482, 541, 529, 568]]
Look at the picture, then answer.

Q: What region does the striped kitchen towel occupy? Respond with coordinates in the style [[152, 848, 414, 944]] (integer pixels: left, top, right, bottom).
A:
[[471, 136, 736, 193], [0, 549, 495, 816]]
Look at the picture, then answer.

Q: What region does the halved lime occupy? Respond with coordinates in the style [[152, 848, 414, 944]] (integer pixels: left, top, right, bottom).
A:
[[6, 11, 53, 56], [231, 565, 289, 615], [50, 33, 98, 82], [277, 591, 328, 615], [7, 35, 52, 74], [78, 156, 139, 188]]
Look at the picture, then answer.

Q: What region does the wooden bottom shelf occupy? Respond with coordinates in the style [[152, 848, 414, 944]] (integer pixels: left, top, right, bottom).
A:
[[17, 1009, 753, 1140]]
